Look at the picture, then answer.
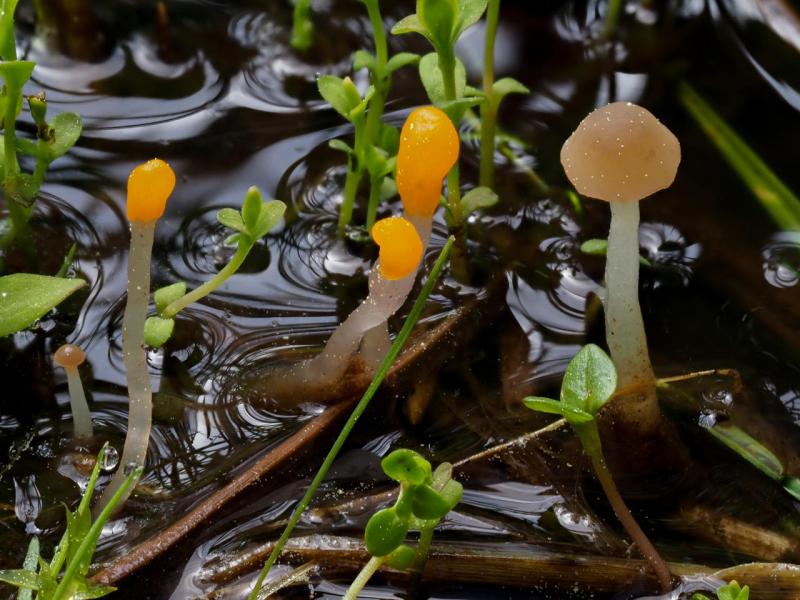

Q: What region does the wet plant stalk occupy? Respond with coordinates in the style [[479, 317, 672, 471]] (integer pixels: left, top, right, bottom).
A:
[[479, 0, 500, 188], [97, 220, 155, 512], [248, 237, 455, 600], [414, 526, 435, 571], [161, 241, 251, 318], [343, 556, 386, 600], [582, 426, 672, 592], [366, 176, 382, 230], [2, 76, 34, 260], [603, 0, 623, 38]]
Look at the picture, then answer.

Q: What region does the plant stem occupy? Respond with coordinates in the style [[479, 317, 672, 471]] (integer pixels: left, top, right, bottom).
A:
[[603, 0, 623, 38], [479, 0, 500, 188], [162, 242, 251, 319], [339, 163, 363, 234], [343, 556, 386, 600], [414, 526, 435, 571], [366, 176, 381, 230], [438, 52, 463, 230], [248, 237, 455, 600], [96, 220, 155, 513], [587, 440, 672, 592]]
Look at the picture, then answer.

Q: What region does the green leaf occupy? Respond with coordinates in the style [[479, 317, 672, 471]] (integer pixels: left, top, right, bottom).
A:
[[411, 483, 451, 520], [691, 593, 712, 600], [346, 85, 375, 122], [154, 282, 186, 314], [252, 199, 286, 240], [460, 186, 498, 216], [438, 478, 463, 509], [385, 52, 420, 73], [391, 14, 429, 38], [561, 344, 617, 415], [0, 0, 21, 61], [0, 274, 85, 336], [217, 208, 246, 233], [69, 575, 117, 599], [224, 233, 243, 246], [144, 316, 175, 348], [22, 536, 39, 573], [364, 507, 409, 557], [364, 145, 390, 179], [47, 112, 82, 160], [522, 396, 565, 417], [418, 0, 458, 51], [241, 186, 263, 232], [381, 449, 432, 485], [580, 238, 651, 266], [378, 124, 400, 155], [379, 176, 397, 202], [455, 0, 489, 38], [717, 581, 749, 600], [706, 423, 784, 481], [329, 139, 353, 155], [0, 569, 40, 590], [317, 75, 362, 121], [0, 60, 35, 90], [436, 96, 482, 123], [6, 172, 39, 207], [386, 544, 416, 570], [463, 84, 485, 99], [353, 49, 376, 72], [492, 77, 530, 105], [419, 52, 466, 103]]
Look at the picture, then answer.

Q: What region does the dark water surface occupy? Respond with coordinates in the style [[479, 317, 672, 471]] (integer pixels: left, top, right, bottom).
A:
[[2, 0, 800, 598]]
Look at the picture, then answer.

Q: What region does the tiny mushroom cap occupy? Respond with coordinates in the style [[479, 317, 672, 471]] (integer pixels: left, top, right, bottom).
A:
[[126, 158, 176, 222], [397, 106, 460, 217], [54, 343, 86, 369], [371, 216, 424, 280], [560, 102, 680, 203]]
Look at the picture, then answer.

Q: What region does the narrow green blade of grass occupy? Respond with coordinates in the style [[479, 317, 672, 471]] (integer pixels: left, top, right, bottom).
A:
[[248, 236, 455, 600], [678, 81, 800, 230]]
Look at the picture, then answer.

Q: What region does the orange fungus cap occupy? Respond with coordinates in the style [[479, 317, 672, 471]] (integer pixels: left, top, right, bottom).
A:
[[371, 216, 423, 280], [397, 106, 459, 218], [54, 343, 85, 369], [126, 159, 176, 222]]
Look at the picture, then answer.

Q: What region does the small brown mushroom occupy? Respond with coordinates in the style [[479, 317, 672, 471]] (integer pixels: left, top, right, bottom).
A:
[[54, 343, 93, 439], [561, 102, 680, 431]]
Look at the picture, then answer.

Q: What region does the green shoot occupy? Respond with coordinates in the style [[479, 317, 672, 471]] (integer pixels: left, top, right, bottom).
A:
[[523, 344, 673, 592], [0, 273, 85, 336], [144, 187, 285, 347], [580, 238, 651, 266], [0, 444, 142, 600], [691, 580, 750, 600], [247, 236, 455, 600], [290, 0, 313, 51], [678, 81, 800, 231], [343, 449, 462, 600]]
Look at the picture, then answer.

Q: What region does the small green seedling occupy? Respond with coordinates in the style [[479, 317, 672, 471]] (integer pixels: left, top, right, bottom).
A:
[[523, 344, 673, 593], [144, 187, 285, 347], [692, 580, 750, 600], [0, 444, 142, 600], [343, 449, 462, 600]]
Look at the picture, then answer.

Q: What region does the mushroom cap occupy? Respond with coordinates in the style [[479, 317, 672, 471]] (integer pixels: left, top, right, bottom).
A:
[[560, 102, 680, 203], [371, 216, 423, 280], [54, 343, 85, 369], [127, 158, 176, 223]]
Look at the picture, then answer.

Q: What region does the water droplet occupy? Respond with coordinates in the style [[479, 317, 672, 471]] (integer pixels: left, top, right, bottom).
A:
[[762, 232, 800, 288], [101, 445, 120, 472]]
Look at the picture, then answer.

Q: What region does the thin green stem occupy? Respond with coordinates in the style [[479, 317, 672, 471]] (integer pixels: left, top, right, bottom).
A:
[[343, 556, 386, 600], [479, 0, 500, 188], [366, 175, 382, 230], [248, 237, 455, 600], [338, 163, 363, 234], [414, 527, 435, 571], [585, 430, 672, 592], [603, 0, 623, 38], [439, 51, 463, 230], [162, 242, 251, 319]]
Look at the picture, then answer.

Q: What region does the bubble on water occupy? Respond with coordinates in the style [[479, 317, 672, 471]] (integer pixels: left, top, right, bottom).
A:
[[762, 232, 800, 288], [101, 445, 120, 472], [123, 460, 140, 476], [698, 410, 720, 429]]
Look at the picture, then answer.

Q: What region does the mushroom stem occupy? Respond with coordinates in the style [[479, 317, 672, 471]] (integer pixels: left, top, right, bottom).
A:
[[97, 220, 155, 512], [65, 366, 93, 439], [604, 201, 661, 430]]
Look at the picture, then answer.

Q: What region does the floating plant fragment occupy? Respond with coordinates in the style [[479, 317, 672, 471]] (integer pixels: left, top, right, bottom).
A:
[[54, 343, 93, 440], [561, 101, 680, 435], [523, 344, 673, 592], [343, 449, 462, 600], [144, 186, 285, 348], [97, 158, 175, 512]]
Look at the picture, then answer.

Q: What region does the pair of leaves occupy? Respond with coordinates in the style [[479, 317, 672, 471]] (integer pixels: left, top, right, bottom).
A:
[[353, 49, 420, 80], [523, 344, 617, 426], [0, 273, 86, 337], [317, 75, 375, 123], [418, 52, 483, 122], [216, 186, 286, 248], [691, 581, 750, 600], [392, 0, 489, 56]]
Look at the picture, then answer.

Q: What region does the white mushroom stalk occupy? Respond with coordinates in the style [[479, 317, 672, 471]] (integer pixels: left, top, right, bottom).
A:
[[54, 343, 93, 440], [97, 158, 175, 512], [561, 101, 680, 430]]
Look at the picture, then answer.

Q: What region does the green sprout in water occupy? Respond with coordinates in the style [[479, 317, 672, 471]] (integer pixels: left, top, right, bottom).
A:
[[0, 443, 142, 600], [320, 0, 419, 235], [343, 449, 462, 600], [144, 186, 286, 348], [523, 344, 673, 592], [290, 0, 313, 52], [692, 580, 750, 600]]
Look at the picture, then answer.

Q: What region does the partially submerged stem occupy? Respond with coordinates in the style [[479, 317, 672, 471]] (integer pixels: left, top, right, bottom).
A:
[[479, 0, 500, 188], [65, 366, 92, 439], [248, 237, 455, 600], [97, 220, 155, 512], [342, 556, 386, 600]]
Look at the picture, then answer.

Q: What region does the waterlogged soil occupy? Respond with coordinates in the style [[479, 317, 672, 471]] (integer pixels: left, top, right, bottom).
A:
[[2, 0, 800, 598]]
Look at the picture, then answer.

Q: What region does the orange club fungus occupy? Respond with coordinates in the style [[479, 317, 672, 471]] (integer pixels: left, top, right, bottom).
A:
[[98, 158, 176, 511]]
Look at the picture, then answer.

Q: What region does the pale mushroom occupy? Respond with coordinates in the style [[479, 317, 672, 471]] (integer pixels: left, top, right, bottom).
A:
[[54, 343, 93, 440]]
